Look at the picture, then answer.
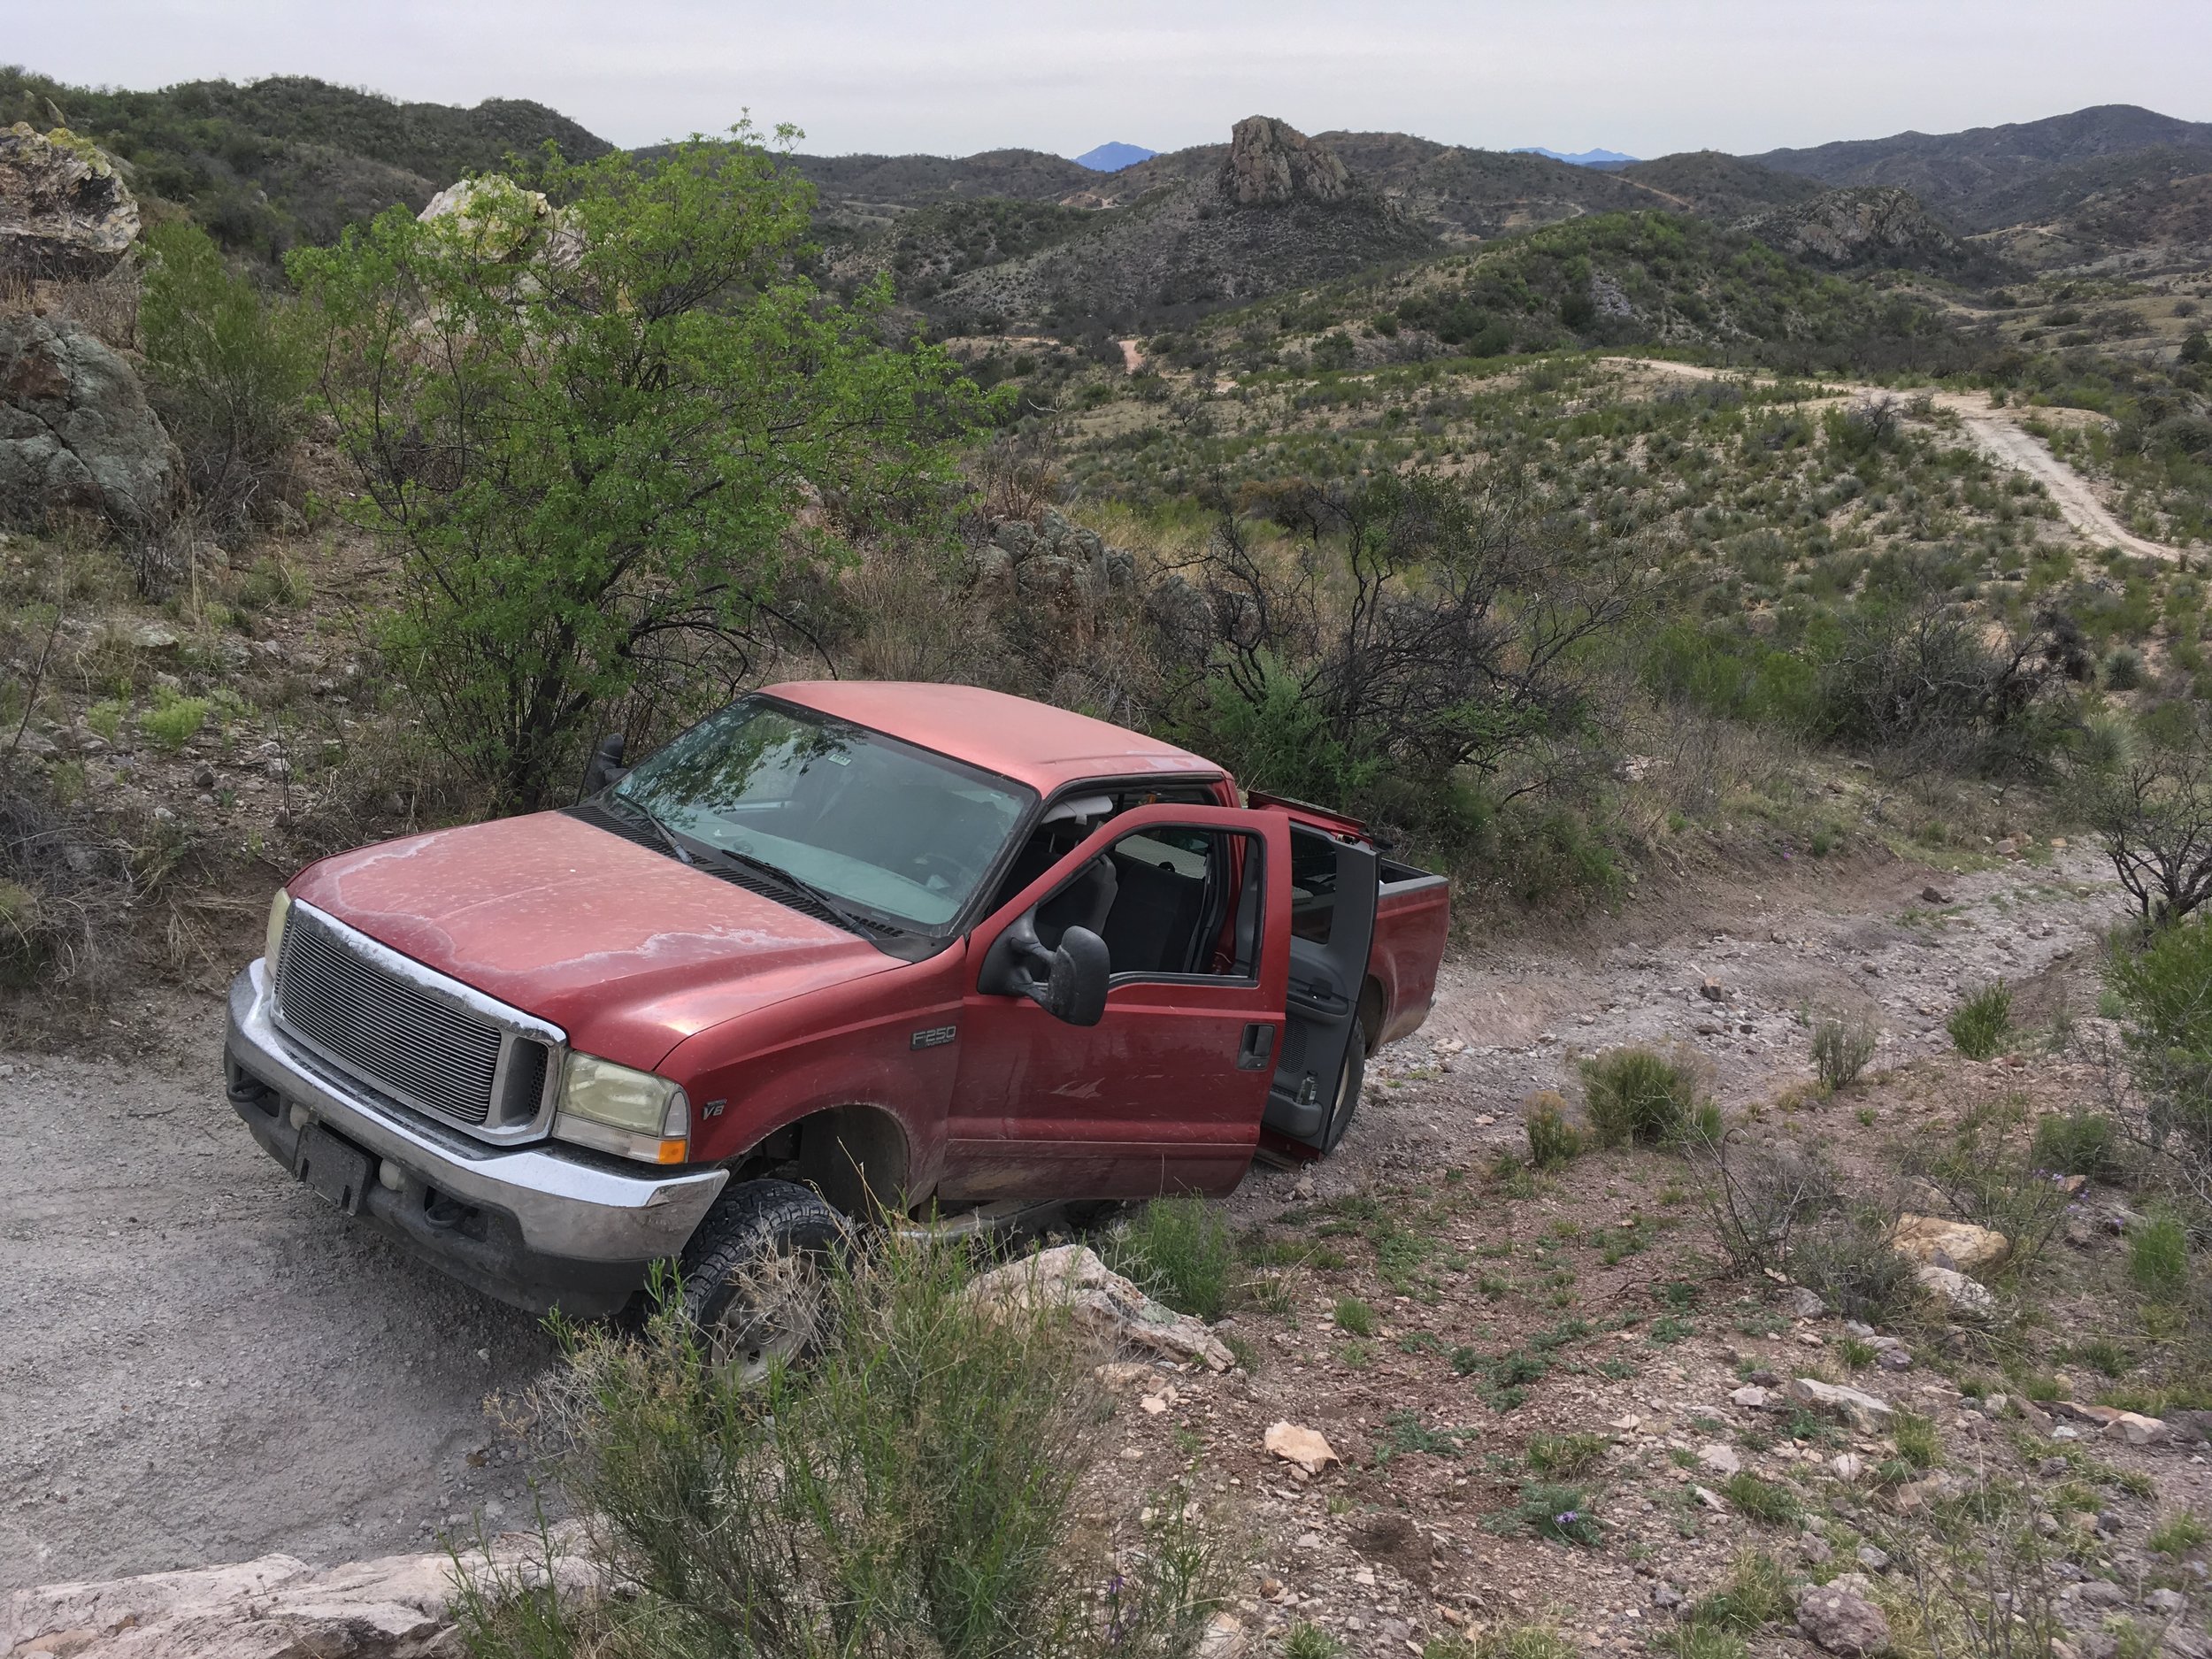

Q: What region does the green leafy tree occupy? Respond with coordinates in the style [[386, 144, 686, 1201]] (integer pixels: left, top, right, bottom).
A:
[[140, 218, 312, 532], [290, 129, 989, 811]]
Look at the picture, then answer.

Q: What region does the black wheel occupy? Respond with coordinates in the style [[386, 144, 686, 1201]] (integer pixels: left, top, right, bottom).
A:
[[677, 1179, 847, 1382], [1316, 1016, 1371, 1156]]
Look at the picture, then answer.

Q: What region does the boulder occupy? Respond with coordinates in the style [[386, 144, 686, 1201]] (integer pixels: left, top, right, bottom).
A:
[[1738, 186, 1960, 273], [1698, 1442, 1742, 1476], [1796, 1582, 1893, 1657], [0, 125, 140, 281], [1889, 1215, 2009, 1272], [2101, 1411, 2170, 1448], [1915, 1263, 1998, 1321], [1785, 1377, 1895, 1432], [418, 174, 582, 269], [1219, 117, 1350, 207], [0, 315, 180, 533], [0, 1525, 598, 1658], [968, 1244, 1235, 1371], [1263, 1421, 1340, 1473]]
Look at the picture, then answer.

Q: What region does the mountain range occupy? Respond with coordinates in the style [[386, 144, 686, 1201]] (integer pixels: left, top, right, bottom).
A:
[[9, 61, 2211, 338], [1513, 146, 1639, 168]]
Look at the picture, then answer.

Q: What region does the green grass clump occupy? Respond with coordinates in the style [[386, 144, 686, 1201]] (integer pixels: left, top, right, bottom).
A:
[[1810, 1014, 1878, 1092], [1947, 982, 2014, 1060], [1333, 1296, 1375, 1336], [1284, 1624, 1344, 1659], [1717, 1471, 1799, 1525], [1893, 1409, 1941, 1470], [1496, 1480, 1601, 1546], [1108, 1194, 1234, 1322], [1523, 1092, 1584, 1169], [2031, 1110, 2122, 1179], [139, 684, 212, 752], [1525, 1432, 1609, 1478], [2149, 1513, 2209, 1557], [2129, 1210, 2191, 1302], [1579, 1047, 1700, 1146], [1690, 1551, 1793, 1631]]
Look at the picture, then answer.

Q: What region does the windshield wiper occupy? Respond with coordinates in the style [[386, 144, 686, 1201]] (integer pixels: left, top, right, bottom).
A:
[[600, 793, 695, 866], [703, 846, 900, 939]]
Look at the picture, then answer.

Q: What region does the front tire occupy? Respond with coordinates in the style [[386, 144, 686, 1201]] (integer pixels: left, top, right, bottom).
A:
[[677, 1179, 846, 1382], [1316, 1016, 1372, 1156]]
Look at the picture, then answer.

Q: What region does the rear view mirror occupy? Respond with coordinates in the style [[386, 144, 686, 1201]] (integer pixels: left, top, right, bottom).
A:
[[980, 916, 1110, 1026], [582, 733, 628, 797]]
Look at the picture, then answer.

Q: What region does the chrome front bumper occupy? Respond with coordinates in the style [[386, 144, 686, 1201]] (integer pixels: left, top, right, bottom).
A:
[[226, 959, 726, 1315]]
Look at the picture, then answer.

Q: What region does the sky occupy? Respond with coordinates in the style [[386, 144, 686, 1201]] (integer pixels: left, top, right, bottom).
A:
[[13, 0, 2212, 160]]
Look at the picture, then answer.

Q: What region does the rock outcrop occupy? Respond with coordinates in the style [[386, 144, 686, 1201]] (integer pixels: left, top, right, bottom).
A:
[[0, 1525, 598, 1659], [417, 174, 583, 269], [0, 315, 180, 533], [1737, 186, 1959, 271], [0, 125, 141, 282], [1220, 117, 1350, 208], [969, 1244, 1235, 1371], [1888, 1214, 2009, 1272]]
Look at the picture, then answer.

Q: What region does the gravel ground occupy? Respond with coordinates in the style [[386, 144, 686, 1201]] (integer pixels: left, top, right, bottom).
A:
[[0, 994, 557, 1591], [0, 839, 2130, 1594]]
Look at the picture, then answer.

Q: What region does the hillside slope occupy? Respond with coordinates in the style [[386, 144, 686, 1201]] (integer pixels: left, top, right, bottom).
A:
[[1750, 103, 2212, 229], [0, 68, 610, 255]]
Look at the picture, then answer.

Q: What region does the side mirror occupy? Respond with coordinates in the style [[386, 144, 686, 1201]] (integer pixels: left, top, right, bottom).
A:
[[981, 916, 1111, 1027], [582, 733, 628, 797]]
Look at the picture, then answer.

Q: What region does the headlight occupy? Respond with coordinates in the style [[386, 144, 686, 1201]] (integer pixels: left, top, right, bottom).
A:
[[553, 1053, 689, 1166], [265, 887, 292, 967]]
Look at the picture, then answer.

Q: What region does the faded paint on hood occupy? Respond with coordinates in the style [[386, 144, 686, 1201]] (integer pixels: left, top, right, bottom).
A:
[[288, 811, 899, 1069]]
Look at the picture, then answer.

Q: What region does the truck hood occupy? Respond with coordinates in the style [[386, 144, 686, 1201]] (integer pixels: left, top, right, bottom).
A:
[[289, 811, 900, 1069]]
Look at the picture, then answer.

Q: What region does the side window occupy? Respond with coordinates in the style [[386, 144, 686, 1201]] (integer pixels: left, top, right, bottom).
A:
[[1289, 826, 1340, 944], [1034, 826, 1261, 981]]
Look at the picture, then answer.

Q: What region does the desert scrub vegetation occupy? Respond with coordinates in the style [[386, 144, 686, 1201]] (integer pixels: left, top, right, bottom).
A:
[[461, 1235, 1226, 1659], [1523, 1091, 1585, 1168], [1810, 1012, 1879, 1093], [291, 131, 991, 812], [1105, 1194, 1236, 1323], [1579, 1047, 1702, 1146], [1947, 982, 2015, 1060]]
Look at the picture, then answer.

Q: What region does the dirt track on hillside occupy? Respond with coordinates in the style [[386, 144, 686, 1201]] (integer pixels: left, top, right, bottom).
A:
[[1607, 356, 2184, 562], [0, 841, 2129, 1590]]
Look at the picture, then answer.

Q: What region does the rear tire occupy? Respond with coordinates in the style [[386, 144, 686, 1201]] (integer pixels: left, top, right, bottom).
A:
[[1316, 1016, 1371, 1156], [677, 1179, 846, 1382]]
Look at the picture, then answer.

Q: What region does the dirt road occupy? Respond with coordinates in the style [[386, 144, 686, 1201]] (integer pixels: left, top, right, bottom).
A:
[[0, 999, 557, 1591], [1606, 355, 2184, 562], [0, 844, 2127, 1589]]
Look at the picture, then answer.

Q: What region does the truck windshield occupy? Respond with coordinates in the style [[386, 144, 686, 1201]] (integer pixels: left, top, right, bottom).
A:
[[609, 697, 1033, 933]]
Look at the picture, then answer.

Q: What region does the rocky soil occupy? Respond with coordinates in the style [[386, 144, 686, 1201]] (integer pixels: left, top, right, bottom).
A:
[[8, 827, 2204, 1659]]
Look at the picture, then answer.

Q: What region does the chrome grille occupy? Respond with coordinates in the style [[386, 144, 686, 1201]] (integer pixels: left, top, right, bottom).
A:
[[273, 903, 559, 1136]]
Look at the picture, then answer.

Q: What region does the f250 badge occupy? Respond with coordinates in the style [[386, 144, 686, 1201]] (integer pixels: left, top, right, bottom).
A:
[[910, 1025, 957, 1050]]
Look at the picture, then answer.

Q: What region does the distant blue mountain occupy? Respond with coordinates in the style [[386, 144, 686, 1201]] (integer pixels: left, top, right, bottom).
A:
[[1072, 141, 1156, 173], [1513, 146, 1640, 169]]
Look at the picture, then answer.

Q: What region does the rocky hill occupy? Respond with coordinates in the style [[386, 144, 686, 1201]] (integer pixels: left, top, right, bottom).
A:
[[1749, 103, 2212, 230], [0, 68, 611, 256], [837, 116, 1440, 335], [1734, 185, 1964, 273], [1617, 150, 1829, 219]]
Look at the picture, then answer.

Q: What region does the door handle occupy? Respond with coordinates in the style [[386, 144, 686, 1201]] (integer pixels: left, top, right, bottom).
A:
[[1237, 1023, 1275, 1071]]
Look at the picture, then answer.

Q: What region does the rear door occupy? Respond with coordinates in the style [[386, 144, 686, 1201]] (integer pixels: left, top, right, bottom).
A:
[[1261, 820, 1379, 1147], [941, 804, 1290, 1201]]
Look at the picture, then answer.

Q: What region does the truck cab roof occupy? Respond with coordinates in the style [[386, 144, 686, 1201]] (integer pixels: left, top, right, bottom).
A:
[[765, 680, 1225, 797]]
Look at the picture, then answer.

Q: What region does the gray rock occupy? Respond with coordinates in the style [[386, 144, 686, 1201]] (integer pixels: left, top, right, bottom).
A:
[[1856, 1544, 1891, 1572], [2147, 1589, 2186, 1617], [1219, 116, 1349, 207], [1786, 1287, 1827, 1318], [0, 124, 141, 281], [2070, 1580, 2128, 1608], [1797, 1583, 1893, 1657], [0, 314, 180, 533], [1786, 1377, 1895, 1432]]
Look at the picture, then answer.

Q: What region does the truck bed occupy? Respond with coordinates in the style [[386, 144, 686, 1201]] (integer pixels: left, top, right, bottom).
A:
[[1369, 857, 1449, 1048]]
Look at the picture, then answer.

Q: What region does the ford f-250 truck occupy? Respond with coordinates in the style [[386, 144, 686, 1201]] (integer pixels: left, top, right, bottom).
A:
[[225, 682, 1448, 1362]]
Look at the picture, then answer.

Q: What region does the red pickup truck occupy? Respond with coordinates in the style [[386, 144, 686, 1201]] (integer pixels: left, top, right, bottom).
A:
[[225, 682, 1448, 1352]]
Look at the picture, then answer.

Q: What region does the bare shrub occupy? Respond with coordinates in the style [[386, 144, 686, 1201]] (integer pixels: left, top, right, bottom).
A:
[[2086, 711, 2212, 925], [1695, 1129, 1840, 1276], [1811, 1012, 1879, 1093], [1895, 1094, 2073, 1277]]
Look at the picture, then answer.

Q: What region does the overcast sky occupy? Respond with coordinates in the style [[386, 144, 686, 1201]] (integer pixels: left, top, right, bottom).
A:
[[14, 1, 2211, 160]]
